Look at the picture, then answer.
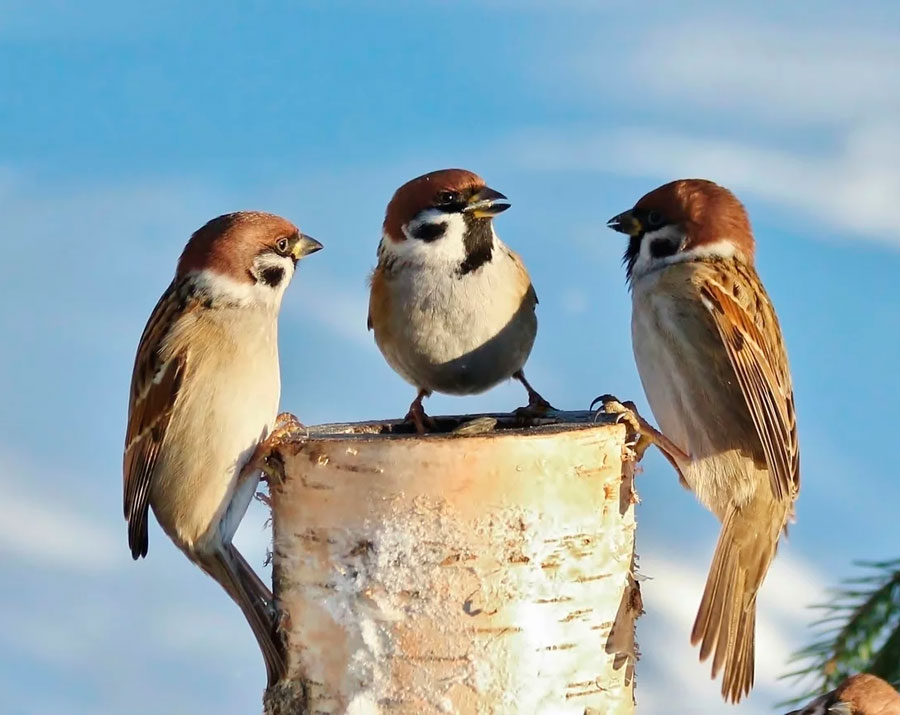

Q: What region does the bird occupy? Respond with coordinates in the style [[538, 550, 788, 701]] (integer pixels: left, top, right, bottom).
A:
[[123, 211, 322, 685], [367, 168, 551, 432], [598, 179, 800, 702], [786, 674, 900, 715]]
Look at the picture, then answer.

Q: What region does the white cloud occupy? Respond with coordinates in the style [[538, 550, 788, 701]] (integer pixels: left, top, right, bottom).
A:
[[0, 451, 120, 571], [637, 545, 827, 714], [515, 17, 900, 248], [510, 123, 900, 246], [620, 22, 900, 125], [287, 269, 377, 349]]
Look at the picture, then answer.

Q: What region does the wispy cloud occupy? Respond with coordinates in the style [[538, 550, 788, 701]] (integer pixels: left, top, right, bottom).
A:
[[512, 17, 900, 247], [0, 451, 120, 571], [638, 544, 826, 714], [614, 21, 900, 125], [510, 124, 900, 246]]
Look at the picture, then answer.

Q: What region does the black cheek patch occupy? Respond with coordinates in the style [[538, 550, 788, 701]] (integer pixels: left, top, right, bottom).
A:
[[649, 238, 679, 259], [413, 222, 446, 242], [260, 266, 285, 287]]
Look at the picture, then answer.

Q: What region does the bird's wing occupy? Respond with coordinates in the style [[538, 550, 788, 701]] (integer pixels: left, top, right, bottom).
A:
[[367, 264, 388, 331], [503, 245, 539, 307], [123, 282, 195, 558], [695, 260, 800, 502]]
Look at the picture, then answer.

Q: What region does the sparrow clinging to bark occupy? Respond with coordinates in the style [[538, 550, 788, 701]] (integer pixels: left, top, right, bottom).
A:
[[599, 179, 800, 702], [123, 211, 322, 685], [368, 168, 551, 432], [786, 674, 900, 715]]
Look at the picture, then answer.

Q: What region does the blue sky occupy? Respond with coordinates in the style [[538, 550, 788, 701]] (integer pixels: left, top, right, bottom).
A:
[[1, 2, 899, 713]]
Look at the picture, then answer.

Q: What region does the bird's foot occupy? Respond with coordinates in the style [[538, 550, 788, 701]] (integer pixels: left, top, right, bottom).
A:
[[404, 402, 436, 434], [246, 413, 308, 486], [273, 411, 306, 436], [513, 370, 555, 422], [590, 394, 689, 474], [402, 390, 435, 434]]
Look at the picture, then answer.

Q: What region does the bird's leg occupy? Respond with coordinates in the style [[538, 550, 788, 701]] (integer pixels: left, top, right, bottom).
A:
[[242, 412, 307, 486], [513, 369, 555, 418], [591, 394, 690, 483], [404, 389, 435, 434]]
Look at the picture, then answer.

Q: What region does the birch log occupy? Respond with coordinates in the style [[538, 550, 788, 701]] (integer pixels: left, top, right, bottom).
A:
[[263, 412, 640, 715]]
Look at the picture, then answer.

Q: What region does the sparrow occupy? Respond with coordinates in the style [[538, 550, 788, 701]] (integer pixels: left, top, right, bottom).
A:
[[599, 179, 800, 702], [123, 211, 322, 685], [368, 168, 551, 432], [786, 674, 900, 715]]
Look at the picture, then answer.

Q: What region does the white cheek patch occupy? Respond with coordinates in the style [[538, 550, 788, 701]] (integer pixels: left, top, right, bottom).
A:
[[249, 253, 295, 307], [631, 227, 742, 281], [192, 254, 294, 312], [631, 225, 685, 278], [381, 210, 468, 266]]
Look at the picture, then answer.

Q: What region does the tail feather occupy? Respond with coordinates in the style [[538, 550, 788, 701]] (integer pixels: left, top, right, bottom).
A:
[[198, 545, 286, 686], [692, 501, 780, 704], [712, 559, 742, 680], [724, 607, 755, 702]]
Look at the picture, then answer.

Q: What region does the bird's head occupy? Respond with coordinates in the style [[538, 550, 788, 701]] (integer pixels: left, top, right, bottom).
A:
[[380, 168, 510, 273], [177, 211, 322, 310], [608, 179, 754, 282]]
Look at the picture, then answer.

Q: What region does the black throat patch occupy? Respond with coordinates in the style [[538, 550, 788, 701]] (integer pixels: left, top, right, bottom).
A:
[[457, 216, 494, 276], [623, 235, 641, 282]]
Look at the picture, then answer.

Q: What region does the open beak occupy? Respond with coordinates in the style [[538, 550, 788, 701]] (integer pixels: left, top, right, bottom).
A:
[[463, 186, 511, 218], [607, 210, 643, 237], [292, 233, 324, 259]]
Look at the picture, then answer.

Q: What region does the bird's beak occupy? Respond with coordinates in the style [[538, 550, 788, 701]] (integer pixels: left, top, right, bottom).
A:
[[607, 210, 643, 237], [292, 233, 324, 259], [463, 186, 511, 218]]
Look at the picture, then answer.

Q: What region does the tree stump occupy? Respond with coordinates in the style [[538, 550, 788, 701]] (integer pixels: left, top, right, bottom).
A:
[[263, 411, 640, 715]]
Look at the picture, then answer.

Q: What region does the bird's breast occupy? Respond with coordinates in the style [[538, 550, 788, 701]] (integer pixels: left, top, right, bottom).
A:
[[630, 268, 761, 512], [150, 308, 281, 551], [374, 249, 537, 394]]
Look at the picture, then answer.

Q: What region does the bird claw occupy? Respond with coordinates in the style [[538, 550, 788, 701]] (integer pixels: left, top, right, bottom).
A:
[[273, 412, 306, 437], [590, 394, 691, 483], [513, 370, 555, 421], [404, 404, 436, 434], [590, 394, 651, 459], [245, 413, 308, 486]]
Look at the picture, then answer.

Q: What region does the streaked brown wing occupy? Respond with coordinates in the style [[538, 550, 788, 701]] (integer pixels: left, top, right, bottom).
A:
[[504, 244, 539, 307], [367, 264, 388, 332], [695, 260, 800, 503], [123, 281, 194, 558]]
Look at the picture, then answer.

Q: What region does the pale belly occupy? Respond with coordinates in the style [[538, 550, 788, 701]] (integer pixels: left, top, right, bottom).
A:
[[151, 317, 280, 553], [630, 274, 761, 514], [377, 263, 536, 395]]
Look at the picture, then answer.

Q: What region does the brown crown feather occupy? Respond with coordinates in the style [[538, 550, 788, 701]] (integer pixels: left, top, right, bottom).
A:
[[636, 179, 755, 262], [383, 168, 486, 242], [177, 211, 299, 282]]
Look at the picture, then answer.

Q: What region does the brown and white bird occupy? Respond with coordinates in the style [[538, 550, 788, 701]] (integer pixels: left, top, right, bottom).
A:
[[368, 168, 550, 431], [123, 211, 322, 685], [786, 674, 900, 715], [601, 179, 800, 702]]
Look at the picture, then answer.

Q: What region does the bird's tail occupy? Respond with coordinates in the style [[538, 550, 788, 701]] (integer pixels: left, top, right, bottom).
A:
[[198, 545, 286, 686], [691, 499, 781, 703]]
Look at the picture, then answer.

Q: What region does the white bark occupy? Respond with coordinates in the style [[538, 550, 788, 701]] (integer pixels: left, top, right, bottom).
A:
[[264, 413, 639, 715]]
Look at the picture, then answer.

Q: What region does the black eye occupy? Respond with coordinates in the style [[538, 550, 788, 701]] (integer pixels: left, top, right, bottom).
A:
[[647, 210, 663, 227], [437, 191, 458, 205], [275, 237, 291, 255]]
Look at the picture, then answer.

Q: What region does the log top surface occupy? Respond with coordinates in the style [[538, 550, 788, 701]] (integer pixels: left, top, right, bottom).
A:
[[291, 409, 621, 442]]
